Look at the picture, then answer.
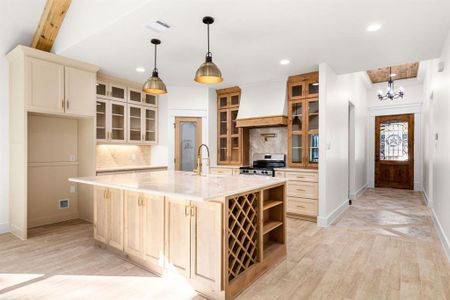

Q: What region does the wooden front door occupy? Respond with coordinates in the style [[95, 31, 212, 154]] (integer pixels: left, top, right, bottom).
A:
[[375, 114, 414, 189]]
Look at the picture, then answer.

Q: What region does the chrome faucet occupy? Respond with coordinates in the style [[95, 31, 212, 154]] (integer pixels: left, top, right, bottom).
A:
[[193, 144, 210, 175]]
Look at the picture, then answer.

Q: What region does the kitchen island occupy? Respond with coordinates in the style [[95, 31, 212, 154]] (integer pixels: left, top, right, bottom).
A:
[[70, 171, 287, 299]]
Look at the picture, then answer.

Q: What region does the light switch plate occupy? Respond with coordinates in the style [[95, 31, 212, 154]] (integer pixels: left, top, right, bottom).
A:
[[69, 154, 76, 161], [69, 185, 76, 193], [131, 153, 137, 161]]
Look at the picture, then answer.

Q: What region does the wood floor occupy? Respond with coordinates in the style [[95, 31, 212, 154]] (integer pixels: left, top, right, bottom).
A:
[[0, 188, 449, 299]]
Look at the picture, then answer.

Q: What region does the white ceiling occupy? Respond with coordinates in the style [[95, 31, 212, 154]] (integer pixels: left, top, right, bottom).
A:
[[3, 0, 450, 88]]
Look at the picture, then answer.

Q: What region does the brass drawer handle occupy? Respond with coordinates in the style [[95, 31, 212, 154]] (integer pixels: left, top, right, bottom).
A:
[[296, 205, 306, 208], [296, 189, 306, 192]]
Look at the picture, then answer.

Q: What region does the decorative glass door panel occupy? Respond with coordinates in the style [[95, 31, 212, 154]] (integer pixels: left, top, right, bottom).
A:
[[144, 93, 157, 106], [129, 106, 142, 142], [111, 103, 126, 142], [291, 134, 303, 164], [144, 109, 156, 143], [96, 82, 107, 98], [129, 89, 142, 104], [379, 120, 409, 161], [96, 101, 107, 140], [179, 122, 197, 171]]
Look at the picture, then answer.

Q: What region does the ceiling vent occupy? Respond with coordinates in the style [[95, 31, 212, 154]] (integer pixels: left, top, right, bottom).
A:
[[145, 20, 170, 33]]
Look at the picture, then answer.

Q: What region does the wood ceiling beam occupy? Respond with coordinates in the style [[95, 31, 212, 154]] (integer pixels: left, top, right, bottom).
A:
[[367, 63, 419, 84], [31, 0, 72, 52]]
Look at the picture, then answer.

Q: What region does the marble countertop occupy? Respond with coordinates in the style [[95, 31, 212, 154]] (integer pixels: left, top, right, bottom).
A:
[[70, 170, 287, 202], [96, 165, 168, 173], [274, 167, 318, 173], [210, 165, 248, 169]]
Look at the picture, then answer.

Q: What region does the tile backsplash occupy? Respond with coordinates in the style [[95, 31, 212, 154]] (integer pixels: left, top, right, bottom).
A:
[[249, 127, 288, 163], [96, 145, 151, 169]]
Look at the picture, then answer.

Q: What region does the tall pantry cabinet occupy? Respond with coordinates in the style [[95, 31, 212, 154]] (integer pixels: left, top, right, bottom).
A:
[[7, 45, 99, 239]]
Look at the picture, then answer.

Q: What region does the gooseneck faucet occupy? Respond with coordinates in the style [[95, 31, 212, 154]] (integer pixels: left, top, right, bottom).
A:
[[193, 144, 210, 175]]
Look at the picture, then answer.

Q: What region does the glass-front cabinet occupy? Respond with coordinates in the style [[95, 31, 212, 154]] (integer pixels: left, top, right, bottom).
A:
[[96, 100, 127, 143], [127, 105, 157, 144], [216, 87, 248, 166], [128, 88, 157, 107], [96, 80, 126, 102], [287, 72, 319, 168]]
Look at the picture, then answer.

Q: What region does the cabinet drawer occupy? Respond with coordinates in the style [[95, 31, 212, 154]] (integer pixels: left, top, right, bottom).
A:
[[210, 168, 233, 175], [287, 182, 318, 199], [287, 197, 317, 216], [285, 171, 318, 182]]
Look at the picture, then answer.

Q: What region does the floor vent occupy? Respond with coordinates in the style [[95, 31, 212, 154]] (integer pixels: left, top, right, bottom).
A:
[[59, 199, 70, 209]]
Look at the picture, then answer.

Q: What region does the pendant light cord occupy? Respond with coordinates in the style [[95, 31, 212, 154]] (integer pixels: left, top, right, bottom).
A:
[[154, 44, 158, 71], [207, 23, 211, 57]]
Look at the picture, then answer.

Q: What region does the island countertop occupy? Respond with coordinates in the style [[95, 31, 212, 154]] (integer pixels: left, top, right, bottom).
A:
[[70, 170, 287, 201]]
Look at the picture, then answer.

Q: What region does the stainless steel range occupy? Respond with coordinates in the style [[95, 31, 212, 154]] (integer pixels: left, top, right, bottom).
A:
[[239, 153, 286, 177]]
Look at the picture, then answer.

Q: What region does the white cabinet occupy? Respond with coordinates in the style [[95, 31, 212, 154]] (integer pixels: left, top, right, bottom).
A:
[[127, 105, 157, 144], [27, 57, 65, 113], [128, 88, 157, 107], [65, 66, 96, 116], [96, 81, 127, 102], [96, 100, 127, 143]]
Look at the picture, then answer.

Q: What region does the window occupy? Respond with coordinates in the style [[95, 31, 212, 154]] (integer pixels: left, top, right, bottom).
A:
[[380, 120, 408, 161]]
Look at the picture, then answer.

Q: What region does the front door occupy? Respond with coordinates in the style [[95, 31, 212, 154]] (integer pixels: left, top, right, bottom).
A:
[[174, 117, 202, 171], [375, 114, 414, 189]]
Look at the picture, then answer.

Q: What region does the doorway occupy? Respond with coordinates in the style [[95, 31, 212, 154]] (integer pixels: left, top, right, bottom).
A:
[[375, 114, 414, 189], [174, 117, 202, 171]]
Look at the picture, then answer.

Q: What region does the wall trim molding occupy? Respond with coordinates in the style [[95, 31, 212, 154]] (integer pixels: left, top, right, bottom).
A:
[[431, 208, 450, 262], [350, 183, 368, 200], [317, 199, 349, 227], [0, 223, 9, 235], [423, 189, 433, 208], [368, 102, 422, 116], [236, 115, 288, 128]]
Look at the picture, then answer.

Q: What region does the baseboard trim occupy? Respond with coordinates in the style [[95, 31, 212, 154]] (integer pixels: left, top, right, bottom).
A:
[[423, 189, 433, 208], [0, 223, 9, 235], [431, 208, 450, 263], [317, 199, 349, 227], [350, 184, 368, 200], [28, 212, 80, 229]]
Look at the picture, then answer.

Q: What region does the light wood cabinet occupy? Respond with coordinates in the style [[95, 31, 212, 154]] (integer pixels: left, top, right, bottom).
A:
[[128, 88, 157, 107], [124, 191, 144, 257], [287, 72, 319, 168], [143, 194, 165, 270], [94, 187, 124, 250], [96, 100, 127, 143], [127, 105, 157, 144], [96, 81, 127, 102], [216, 87, 249, 166], [64, 66, 96, 116]]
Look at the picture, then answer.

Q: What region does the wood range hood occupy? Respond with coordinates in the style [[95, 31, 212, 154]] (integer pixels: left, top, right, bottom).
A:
[[236, 80, 288, 128]]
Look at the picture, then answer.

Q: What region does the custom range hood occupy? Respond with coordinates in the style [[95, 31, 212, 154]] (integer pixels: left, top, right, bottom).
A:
[[236, 80, 288, 128]]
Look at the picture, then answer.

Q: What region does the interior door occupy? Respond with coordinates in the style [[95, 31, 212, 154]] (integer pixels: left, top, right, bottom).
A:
[[174, 117, 202, 171], [375, 114, 414, 189]]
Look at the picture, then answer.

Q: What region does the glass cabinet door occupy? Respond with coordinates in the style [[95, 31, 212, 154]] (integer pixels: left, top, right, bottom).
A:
[[291, 134, 303, 164], [289, 101, 303, 165], [218, 96, 228, 109], [96, 81, 108, 98], [288, 82, 305, 99], [230, 94, 240, 107], [110, 102, 126, 142], [143, 93, 157, 106], [96, 100, 107, 141], [144, 108, 156, 143], [128, 89, 142, 104], [307, 100, 319, 131], [230, 109, 240, 163], [110, 84, 126, 102], [308, 134, 319, 164], [306, 80, 319, 98], [128, 106, 142, 142], [218, 109, 229, 163]]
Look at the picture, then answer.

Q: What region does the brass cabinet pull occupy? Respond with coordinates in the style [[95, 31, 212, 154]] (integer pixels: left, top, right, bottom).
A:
[[296, 188, 306, 192], [190, 206, 195, 217], [185, 205, 190, 217], [67, 99, 70, 110], [61, 99, 64, 109], [296, 205, 306, 208], [103, 189, 107, 199]]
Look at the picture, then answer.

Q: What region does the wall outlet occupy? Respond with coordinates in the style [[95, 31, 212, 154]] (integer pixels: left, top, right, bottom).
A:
[[69, 154, 76, 161], [131, 153, 137, 161], [59, 199, 70, 209], [69, 185, 76, 193]]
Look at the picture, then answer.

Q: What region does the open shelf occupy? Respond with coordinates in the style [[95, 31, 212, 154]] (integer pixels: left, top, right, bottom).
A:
[[263, 240, 284, 256], [263, 200, 283, 211], [263, 220, 283, 235]]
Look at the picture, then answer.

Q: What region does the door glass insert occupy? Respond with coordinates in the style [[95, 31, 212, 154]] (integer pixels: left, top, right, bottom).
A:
[[291, 102, 302, 131], [129, 106, 142, 141], [308, 101, 319, 130], [292, 134, 302, 163], [380, 120, 408, 161], [145, 109, 156, 142], [111, 104, 125, 140], [129, 90, 141, 103], [179, 121, 198, 171], [96, 101, 106, 139], [96, 83, 107, 97], [308, 134, 319, 163], [291, 84, 303, 97]]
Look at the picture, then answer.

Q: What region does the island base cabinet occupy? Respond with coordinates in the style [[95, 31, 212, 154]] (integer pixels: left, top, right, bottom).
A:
[[94, 187, 124, 251]]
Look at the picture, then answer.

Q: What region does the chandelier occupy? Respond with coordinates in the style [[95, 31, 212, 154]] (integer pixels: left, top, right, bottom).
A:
[[377, 67, 405, 101]]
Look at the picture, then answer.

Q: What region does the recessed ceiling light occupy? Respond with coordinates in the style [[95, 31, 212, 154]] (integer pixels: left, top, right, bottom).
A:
[[280, 59, 290, 65], [366, 23, 382, 32], [136, 67, 146, 73]]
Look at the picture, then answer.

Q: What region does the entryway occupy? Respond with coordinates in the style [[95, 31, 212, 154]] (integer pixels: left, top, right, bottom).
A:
[[174, 117, 202, 171], [375, 114, 414, 189]]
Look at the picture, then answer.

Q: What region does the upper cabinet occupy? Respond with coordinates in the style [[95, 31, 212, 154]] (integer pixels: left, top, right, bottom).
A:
[[216, 87, 249, 166], [23, 53, 98, 117], [96, 74, 158, 145], [287, 72, 319, 169]]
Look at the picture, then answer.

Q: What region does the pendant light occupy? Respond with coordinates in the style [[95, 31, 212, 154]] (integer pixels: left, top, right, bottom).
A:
[[194, 16, 223, 84], [377, 67, 404, 101], [143, 39, 167, 94]]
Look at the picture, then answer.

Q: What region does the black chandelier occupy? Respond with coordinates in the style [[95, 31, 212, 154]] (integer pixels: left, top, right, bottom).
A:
[[377, 67, 405, 101]]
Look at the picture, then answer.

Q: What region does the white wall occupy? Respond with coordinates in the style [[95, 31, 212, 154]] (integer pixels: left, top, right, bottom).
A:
[[318, 63, 369, 226], [150, 93, 169, 167], [367, 78, 424, 107], [422, 31, 450, 259]]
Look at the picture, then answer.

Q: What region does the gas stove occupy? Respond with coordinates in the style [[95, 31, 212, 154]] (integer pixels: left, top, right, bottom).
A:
[[240, 153, 285, 177]]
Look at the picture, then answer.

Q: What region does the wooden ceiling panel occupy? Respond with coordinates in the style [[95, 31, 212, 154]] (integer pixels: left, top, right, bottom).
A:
[[31, 0, 72, 52], [367, 63, 419, 84]]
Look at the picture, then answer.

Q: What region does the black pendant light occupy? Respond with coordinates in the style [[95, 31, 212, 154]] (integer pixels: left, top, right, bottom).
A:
[[377, 67, 404, 101], [143, 39, 167, 94], [194, 16, 223, 84]]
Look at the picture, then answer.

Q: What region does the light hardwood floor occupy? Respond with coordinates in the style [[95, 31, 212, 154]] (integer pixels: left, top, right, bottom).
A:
[[0, 188, 449, 299]]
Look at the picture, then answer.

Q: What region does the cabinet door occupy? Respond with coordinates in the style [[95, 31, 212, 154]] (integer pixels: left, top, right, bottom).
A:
[[218, 110, 229, 164], [229, 108, 241, 164], [143, 195, 165, 269], [96, 81, 108, 98], [165, 198, 191, 277], [96, 100, 108, 142], [128, 88, 143, 105], [190, 201, 222, 293], [110, 83, 127, 102], [124, 191, 144, 258], [288, 81, 306, 100], [108, 189, 124, 250], [110, 102, 126, 142], [288, 100, 304, 167], [305, 80, 319, 98], [128, 105, 143, 142], [143, 108, 157, 144], [64, 66, 96, 116], [229, 93, 240, 108], [94, 187, 108, 243], [218, 94, 228, 109], [143, 93, 157, 106], [27, 57, 64, 113], [306, 99, 319, 166]]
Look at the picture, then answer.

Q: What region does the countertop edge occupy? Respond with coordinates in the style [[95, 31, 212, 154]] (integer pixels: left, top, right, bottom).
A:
[[96, 165, 168, 173]]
